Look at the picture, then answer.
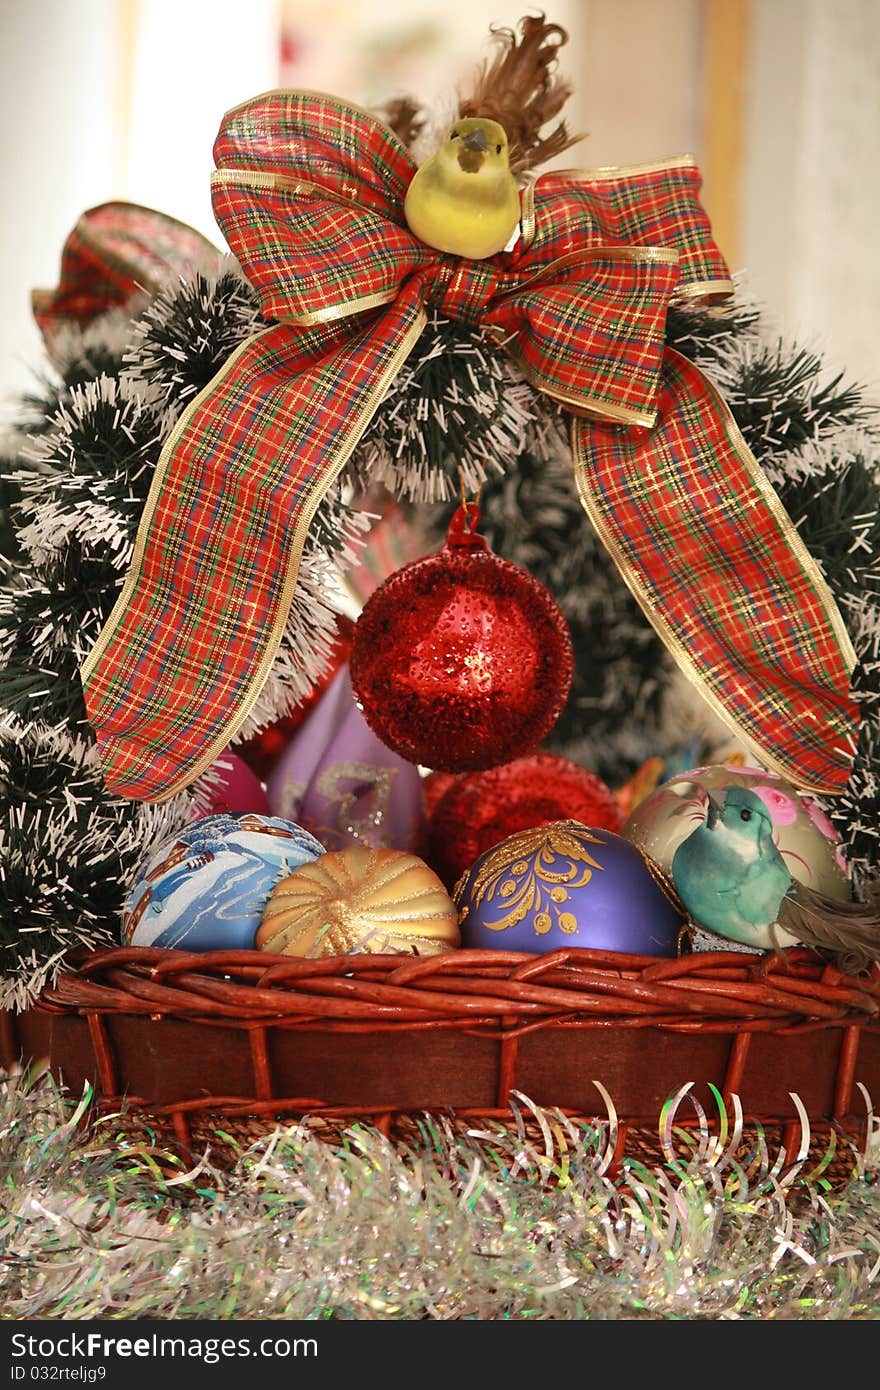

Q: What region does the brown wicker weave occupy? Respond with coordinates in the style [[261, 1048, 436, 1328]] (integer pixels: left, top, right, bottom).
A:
[[4, 943, 879, 1181]]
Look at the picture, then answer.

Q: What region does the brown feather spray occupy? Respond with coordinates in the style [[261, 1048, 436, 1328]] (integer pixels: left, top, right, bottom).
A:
[[378, 96, 427, 150], [457, 13, 582, 178]]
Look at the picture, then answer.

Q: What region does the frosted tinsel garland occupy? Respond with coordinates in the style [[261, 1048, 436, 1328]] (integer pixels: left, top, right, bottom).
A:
[[0, 271, 372, 1005], [348, 307, 561, 503], [0, 722, 190, 1012], [0, 1072, 878, 1321]]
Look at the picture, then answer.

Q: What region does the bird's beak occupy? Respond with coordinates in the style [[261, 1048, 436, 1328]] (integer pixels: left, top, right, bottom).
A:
[[704, 790, 725, 829], [463, 128, 489, 153], [457, 127, 489, 173]]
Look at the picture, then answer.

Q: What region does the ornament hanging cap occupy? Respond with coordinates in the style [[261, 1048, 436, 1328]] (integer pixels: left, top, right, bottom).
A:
[[445, 498, 487, 552]]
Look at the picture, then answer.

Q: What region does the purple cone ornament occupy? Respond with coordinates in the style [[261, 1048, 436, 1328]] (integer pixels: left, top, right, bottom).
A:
[[454, 820, 687, 958], [265, 665, 426, 853]]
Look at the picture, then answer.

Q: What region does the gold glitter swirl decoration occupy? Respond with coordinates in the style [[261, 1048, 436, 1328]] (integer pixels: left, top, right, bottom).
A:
[[256, 846, 460, 958], [453, 820, 606, 936]]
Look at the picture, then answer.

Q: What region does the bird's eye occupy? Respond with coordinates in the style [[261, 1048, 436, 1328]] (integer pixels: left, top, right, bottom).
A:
[[496, 144, 502, 153], [740, 808, 752, 822], [450, 130, 460, 140]]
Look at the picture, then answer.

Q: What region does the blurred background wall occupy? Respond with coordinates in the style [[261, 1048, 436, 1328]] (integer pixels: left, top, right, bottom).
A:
[[1, 0, 878, 418]]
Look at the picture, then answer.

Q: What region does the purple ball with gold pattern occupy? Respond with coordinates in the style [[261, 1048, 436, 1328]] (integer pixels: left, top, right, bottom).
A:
[[453, 820, 686, 957]]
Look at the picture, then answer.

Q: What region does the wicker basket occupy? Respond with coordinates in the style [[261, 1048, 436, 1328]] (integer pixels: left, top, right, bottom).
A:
[[4, 942, 879, 1184]]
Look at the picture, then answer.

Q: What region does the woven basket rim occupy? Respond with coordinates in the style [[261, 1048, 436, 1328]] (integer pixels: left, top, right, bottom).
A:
[[10, 943, 879, 1178], [31, 942, 880, 1033]]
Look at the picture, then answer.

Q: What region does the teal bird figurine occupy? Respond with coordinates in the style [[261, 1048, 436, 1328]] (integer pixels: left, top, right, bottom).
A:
[[671, 784, 880, 972]]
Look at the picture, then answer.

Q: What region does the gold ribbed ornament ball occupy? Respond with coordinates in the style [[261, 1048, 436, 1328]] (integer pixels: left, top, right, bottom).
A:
[[256, 846, 461, 958]]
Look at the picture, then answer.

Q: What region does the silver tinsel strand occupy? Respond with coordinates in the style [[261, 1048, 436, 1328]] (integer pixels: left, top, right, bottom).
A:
[[0, 1070, 878, 1321]]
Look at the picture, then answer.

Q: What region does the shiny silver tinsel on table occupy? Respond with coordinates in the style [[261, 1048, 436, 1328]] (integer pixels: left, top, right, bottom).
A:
[[2, 1067, 878, 1321]]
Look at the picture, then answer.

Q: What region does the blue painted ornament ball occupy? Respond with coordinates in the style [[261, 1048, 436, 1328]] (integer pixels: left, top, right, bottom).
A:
[[123, 813, 325, 952], [454, 820, 687, 958]]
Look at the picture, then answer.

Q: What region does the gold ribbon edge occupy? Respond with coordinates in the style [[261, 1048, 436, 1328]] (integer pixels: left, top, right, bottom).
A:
[[571, 347, 857, 796]]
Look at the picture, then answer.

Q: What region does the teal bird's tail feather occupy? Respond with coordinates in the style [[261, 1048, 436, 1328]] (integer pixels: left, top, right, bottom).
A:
[[780, 883, 880, 975]]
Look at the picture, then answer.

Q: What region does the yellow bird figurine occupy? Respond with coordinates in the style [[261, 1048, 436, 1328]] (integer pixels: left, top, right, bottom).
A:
[[404, 116, 521, 260], [397, 14, 582, 262]]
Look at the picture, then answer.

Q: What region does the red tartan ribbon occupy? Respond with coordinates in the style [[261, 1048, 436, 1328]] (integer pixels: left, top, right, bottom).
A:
[[32, 201, 219, 348], [77, 91, 858, 800]]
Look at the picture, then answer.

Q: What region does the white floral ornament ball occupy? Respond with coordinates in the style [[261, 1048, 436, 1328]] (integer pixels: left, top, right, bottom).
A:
[[622, 764, 849, 902]]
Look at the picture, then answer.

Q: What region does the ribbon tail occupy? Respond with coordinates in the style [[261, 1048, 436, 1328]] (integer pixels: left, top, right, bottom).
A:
[[571, 347, 859, 794], [81, 294, 427, 802]]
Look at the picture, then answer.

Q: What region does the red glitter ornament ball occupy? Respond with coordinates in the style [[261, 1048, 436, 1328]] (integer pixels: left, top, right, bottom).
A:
[[423, 770, 461, 818], [427, 751, 623, 889], [349, 507, 574, 773]]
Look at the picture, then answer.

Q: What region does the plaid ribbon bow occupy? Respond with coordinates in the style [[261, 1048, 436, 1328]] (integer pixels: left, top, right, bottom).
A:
[[79, 91, 858, 801], [32, 201, 220, 349]]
